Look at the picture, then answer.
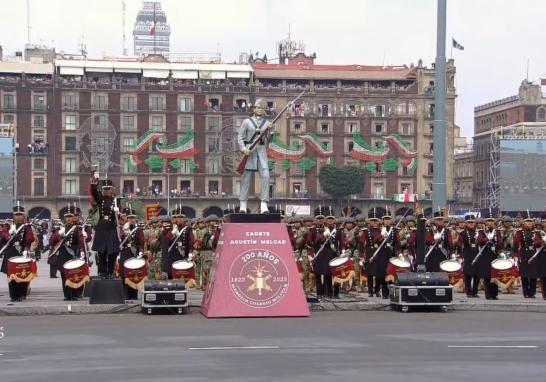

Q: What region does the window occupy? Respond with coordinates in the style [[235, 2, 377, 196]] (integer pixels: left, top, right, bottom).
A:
[[207, 158, 220, 174], [123, 180, 135, 195], [33, 94, 45, 111], [399, 122, 412, 135], [93, 95, 106, 110], [207, 137, 219, 152], [62, 94, 77, 109], [64, 136, 77, 151], [151, 116, 164, 131], [233, 180, 241, 196], [374, 182, 385, 198], [374, 123, 385, 134], [122, 115, 135, 130], [428, 162, 434, 175], [401, 183, 411, 193], [180, 159, 193, 174], [347, 141, 354, 152], [234, 99, 247, 112], [207, 116, 221, 131], [64, 179, 77, 195], [427, 104, 435, 118], [64, 157, 77, 173], [179, 97, 192, 112], [318, 104, 331, 117], [537, 107, 546, 121], [401, 165, 409, 176], [322, 141, 330, 151], [180, 180, 191, 193], [179, 116, 192, 132], [429, 143, 434, 155], [122, 137, 136, 152], [374, 105, 385, 117], [396, 102, 416, 115], [120, 95, 137, 111], [93, 115, 107, 129], [122, 155, 137, 173], [428, 124, 434, 134], [346, 122, 358, 134], [345, 104, 361, 117], [33, 115, 45, 128], [293, 122, 302, 133], [293, 103, 304, 117], [3, 93, 15, 109], [208, 180, 219, 194], [320, 123, 331, 134], [33, 158, 44, 170], [150, 95, 164, 111], [33, 177, 45, 196], [151, 180, 163, 196], [65, 115, 77, 130], [3, 114, 15, 124], [208, 98, 220, 111]]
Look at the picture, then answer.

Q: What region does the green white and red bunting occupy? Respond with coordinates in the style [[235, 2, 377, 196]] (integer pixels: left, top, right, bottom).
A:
[[349, 133, 389, 161], [126, 155, 139, 168], [156, 129, 197, 159], [401, 157, 418, 175], [128, 131, 164, 155], [452, 38, 464, 50], [267, 134, 306, 160], [298, 133, 334, 157], [383, 135, 417, 158]]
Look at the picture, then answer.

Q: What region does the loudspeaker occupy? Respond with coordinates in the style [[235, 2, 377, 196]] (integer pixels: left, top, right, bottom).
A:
[[89, 278, 125, 304], [395, 271, 449, 286], [83, 276, 102, 298], [390, 271, 453, 309]]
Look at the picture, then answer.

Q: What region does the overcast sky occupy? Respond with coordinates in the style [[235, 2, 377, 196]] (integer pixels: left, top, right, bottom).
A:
[[1, 0, 545, 138]]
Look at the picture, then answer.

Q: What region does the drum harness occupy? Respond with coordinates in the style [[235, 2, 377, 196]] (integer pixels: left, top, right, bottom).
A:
[[0, 208, 47, 257], [472, 229, 496, 266], [311, 227, 336, 264], [168, 225, 189, 253], [528, 233, 546, 264]]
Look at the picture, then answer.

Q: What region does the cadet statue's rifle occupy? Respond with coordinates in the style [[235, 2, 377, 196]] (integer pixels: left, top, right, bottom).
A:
[[236, 90, 306, 175]]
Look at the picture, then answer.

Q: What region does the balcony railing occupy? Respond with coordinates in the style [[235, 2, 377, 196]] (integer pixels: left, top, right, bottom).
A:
[[32, 104, 46, 112]]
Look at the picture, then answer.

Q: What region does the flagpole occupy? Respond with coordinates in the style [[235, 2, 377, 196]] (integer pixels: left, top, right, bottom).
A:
[[153, 2, 156, 55], [450, 38, 453, 60]]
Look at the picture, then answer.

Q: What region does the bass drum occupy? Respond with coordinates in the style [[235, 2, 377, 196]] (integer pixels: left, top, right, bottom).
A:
[[386, 257, 411, 283], [329, 257, 355, 287], [63, 259, 90, 289], [123, 257, 148, 290], [171, 260, 196, 288], [491, 257, 519, 293], [440, 259, 464, 292], [7, 256, 37, 283]]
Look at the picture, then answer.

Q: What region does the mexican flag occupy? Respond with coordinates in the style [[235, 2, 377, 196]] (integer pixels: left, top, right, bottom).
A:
[[452, 38, 464, 50]]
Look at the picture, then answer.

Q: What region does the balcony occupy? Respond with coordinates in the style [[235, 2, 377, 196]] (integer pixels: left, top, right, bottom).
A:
[[27, 142, 48, 155], [62, 103, 79, 110], [1, 103, 16, 111], [233, 106, 249, 114], [32, 104, 47, 112], [424, 111, 435, 120]]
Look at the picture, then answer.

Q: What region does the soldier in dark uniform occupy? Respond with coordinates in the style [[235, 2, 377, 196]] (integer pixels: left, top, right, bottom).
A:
[[515, 217, 538, 298], [89, 175, 121, 278], [49, 205, 86, 301], [118, 207, 146, 299], [424, 213, 451, 272], [360, 210, 382, 297], [375, 211, 400, 299], [160, 208, 194, 279], [306, 214, 336, 299], [458, 215, 480, 298], [476, 215, 503, 300], [0, 205, 36, 302], [534, 219, 546, 300]]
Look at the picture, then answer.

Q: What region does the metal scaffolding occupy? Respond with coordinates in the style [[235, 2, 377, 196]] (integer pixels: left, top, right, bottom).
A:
[[484, 130, 500, 208]]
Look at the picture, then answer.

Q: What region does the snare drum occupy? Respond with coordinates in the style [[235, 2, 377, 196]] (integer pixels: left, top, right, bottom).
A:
[[329, 257, 355, 285], [440, 260, 464, 291], [123, 257, 148, 290], [7, 256, 37, 283], [491, 258, 519, 292], [386, 257, 411, 282], [63, 259, 90, 289], [171, 260, 196, 286]]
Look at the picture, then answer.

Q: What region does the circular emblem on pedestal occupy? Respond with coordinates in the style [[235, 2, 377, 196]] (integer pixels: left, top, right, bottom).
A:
[[228, 249, 289, 308]]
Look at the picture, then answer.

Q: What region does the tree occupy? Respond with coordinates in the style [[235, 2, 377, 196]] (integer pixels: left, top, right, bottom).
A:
[[318, 165, 366, 210]]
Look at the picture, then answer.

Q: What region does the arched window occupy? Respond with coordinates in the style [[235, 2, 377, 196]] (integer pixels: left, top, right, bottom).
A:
[[536, 107, 546, 121]]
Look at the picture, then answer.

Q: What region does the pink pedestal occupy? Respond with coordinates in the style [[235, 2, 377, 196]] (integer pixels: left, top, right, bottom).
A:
[[201, 221, 310, 318]]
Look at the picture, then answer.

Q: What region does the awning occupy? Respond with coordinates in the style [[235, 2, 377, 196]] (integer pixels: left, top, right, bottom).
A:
[[86, 67, 113, 73], [115, 68, 141, 74], [172, 70, 198, 79], [199, 71, 226, 80], [227, 71, 250, 79], [211, 71, 226, 80], [60, 67, 84, 76], [143, 69, 170, 78]]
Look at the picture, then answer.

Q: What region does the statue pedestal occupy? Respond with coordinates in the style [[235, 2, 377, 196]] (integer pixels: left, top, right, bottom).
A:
[[200, 214, 310, 318]]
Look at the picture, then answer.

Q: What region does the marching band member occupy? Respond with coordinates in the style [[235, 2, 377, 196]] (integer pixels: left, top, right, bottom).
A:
[[160, 207, 194, 280], [49, 205, 86, 301], [0, 205, 36, 302], [193, 218, 208, 289], [375, 211, 400, 299], [306, 214, 334, 299], [532, 220, 546, 300], [118, 207, 146, 299], [458, 215, 480, 298], [424, 213, 451, 272], [476, 215, 503, 300], [514, 216, 538, 298], [89, 174, 121, 279], [360, 210, 382, 298], [200, 214, 220, 289], [341, 217, 359, 291]]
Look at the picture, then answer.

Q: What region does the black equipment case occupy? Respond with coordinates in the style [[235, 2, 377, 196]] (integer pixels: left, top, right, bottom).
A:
[[389, 272, 453, 312], [141, 280, 188, 314]]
